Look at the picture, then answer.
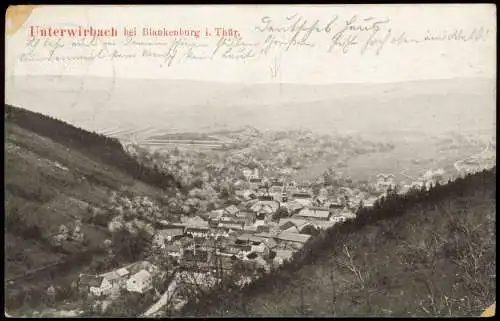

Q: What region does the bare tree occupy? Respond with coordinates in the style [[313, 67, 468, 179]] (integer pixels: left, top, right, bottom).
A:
[[335, 243, 372, 313], [336, 244, 366, 289]]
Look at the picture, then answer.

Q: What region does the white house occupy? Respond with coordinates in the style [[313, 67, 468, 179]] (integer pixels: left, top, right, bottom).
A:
[[126, 269, 153, 294], [99, 266, 131, 289], [90, 277, 113, 297]]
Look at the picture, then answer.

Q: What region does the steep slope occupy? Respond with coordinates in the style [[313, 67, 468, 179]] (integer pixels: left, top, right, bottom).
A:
[[4, 104, 178, 310], [181, 168, 496, 317]]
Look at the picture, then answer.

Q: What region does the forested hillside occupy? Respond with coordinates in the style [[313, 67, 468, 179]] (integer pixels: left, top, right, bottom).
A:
[[180, 168, 496, 317], [5, 104, 179, 311], [5, 104, 181, 190]]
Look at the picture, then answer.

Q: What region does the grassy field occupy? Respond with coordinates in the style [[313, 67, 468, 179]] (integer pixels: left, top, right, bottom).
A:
[[291, 132, 485, 183], [345, 135, 482, 182]]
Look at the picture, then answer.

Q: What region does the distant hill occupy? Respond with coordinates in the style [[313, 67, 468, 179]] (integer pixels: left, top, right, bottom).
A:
[[5, 104, 179, 311], [180, 168, 496, 317], [5, 76, 495, 139]]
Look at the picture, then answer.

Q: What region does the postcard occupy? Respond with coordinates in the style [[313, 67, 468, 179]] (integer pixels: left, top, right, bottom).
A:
[[4, 4, 496, 318]]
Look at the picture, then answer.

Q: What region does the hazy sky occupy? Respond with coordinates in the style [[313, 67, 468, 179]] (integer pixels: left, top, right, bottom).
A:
[[6, 4, 497, 84]]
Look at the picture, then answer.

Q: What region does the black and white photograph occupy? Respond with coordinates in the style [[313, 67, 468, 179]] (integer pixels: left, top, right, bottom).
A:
[[4, 4, 496, 317]]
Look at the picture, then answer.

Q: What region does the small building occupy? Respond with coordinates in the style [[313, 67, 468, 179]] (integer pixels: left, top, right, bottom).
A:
[[278, 218, 308, 231], [117, 268, 129, 278], [262, 237, 278, 250], [276, 232, 311, 244], [340, 207, 357, 220], [235, 210, 254, 219], [185, 226, 210, 238], [223, 205, 240, 216], [329, 201, 343, 209], [243, 225, 259, 233], [218, 222, 244, 231], [363, 197, 378, 208], [208, 210, 224, 220], [242, 190, 257, 201], [295, 208, 331, 221], [293, 198, 313, 207], [284, 200, 305, 214], [251, 201, 280, 216], [78, 274, 113, 297], [217, 246, 240, 257], [292, 191, 313, 200], [224, 243, 252, 256], [126, 270, 153, 294], [376, 173, 395, 192], [236, 189, 257, 201], [251, 243, 270, 256]]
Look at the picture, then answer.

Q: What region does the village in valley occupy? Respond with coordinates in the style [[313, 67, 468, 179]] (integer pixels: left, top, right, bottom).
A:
[[36, 127, 493, 317], [4, 4, 495, 317]]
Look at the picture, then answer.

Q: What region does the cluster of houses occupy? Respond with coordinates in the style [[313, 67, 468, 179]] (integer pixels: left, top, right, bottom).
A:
[[76, 168, 371, 312], [147, 172, 361, 281], [77, 261, 158, 299], [52, 220, 85, 246]]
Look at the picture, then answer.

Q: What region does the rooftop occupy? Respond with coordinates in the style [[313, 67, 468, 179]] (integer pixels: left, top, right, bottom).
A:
[[218, 223, 244, 230], [262, 237, 278, 249], [116, 268, 130, 277], [130, 269, 152, 282], [296, 208, 330, 219], [237, 234, 266, 244], [276, 232, 311, 243], [278, 218, 308, 228], [184, 216, 209, 228], [224, 205, 240, 215]]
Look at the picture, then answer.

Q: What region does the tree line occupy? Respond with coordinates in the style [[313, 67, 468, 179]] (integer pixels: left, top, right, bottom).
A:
[[5, 104, 182, 191]]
